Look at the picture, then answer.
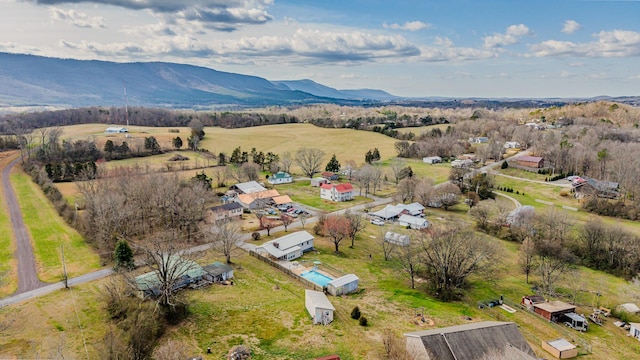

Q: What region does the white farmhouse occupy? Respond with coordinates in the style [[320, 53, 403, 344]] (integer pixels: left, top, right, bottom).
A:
[[320, 183, 354, 202], [268, 171, 293, 185]]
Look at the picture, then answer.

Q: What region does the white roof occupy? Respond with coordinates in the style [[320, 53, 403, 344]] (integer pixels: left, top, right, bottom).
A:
[[402, 202, 425, 213], [328, 274, 359, 288], [234, 181, 267, 194], [306, 290, 335, 310], [547, 338, 576, 351], [399, 214, 428, 226], [385, 231, 409, 243], [256, 231, 313, 258], [371, 204, 404, 219], [618, 303, 640, 313]]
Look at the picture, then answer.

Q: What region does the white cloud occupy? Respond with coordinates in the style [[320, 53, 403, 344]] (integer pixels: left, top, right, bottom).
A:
[[484, 24, 533, 48], [383, 21, 431, 32], [49, 7, 104, 28], [562, 20, 581, 35], [59, 28, 421, 64], [529, 29, 640, 57], [569, 62, 585, 67], [631, 74, 640, 79], [560, 70, 571, 78], [418, 38, 499, 62]]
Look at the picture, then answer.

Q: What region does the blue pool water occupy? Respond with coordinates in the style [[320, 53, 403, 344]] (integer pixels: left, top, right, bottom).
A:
[[300, 270, 333, 287]]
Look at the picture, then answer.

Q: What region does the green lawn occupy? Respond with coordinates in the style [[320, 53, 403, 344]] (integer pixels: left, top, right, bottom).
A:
[[11, 172, 101, 282], [271, 180, 373, 212], [0, 192, 16, 297]]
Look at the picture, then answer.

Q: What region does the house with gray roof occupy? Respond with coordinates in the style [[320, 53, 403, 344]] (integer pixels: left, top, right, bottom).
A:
[[405, 321, 536, 360], [231, 180, 267, 194], [202, 262, 234, 283], [326, 274, 359, 296], [256, 230, 315, 261], [134, 255, 205, 298]]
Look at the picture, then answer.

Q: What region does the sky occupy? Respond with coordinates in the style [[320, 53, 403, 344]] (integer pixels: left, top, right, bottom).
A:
[[1, 0, 639, 98]]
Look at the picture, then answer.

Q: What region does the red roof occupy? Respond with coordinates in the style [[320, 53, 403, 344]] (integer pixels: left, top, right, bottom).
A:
[[320, 183, 353, 193], [517, 155, 543, 163], [334, 183, 353, 193]]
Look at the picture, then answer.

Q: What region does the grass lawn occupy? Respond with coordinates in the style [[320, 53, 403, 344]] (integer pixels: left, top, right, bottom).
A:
[[376, 158, 452, 185], [272, 180, 373, 212], [11, 171, 101, 282], [0, 151, 18, 296], [496, 167, 549, 181], [3, 222, 640, 359]]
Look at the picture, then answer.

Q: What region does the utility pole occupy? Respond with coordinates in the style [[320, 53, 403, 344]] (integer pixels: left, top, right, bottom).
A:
[[61, 244, 68, 289]]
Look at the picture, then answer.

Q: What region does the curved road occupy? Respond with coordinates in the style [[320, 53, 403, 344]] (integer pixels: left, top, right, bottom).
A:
[[2, 157, 45, 293]]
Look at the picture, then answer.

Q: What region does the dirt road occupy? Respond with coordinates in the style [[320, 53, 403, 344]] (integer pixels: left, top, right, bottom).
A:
[[1, 156, 44, 293]]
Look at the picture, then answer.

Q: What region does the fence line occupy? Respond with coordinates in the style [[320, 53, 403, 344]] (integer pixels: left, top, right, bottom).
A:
[[248, 250, 324, 292]]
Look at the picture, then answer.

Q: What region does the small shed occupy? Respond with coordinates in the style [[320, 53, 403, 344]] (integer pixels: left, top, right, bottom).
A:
[[422, 156, 442, 164], [533, 301, 576, 322], [202, 262, 234, 282], [629, 322, 640, 340], [311, 177, 329, 187], [326, 274, 359, 296], [617, 303, 640, 314], [542, 338, 578, 359], [385, 231, 410, 246], [305, 289, 335, 325]]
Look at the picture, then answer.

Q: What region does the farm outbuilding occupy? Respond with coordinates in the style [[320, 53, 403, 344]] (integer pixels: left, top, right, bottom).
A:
[[305, 290, 335, 325], [385, 231, 410, 246], [532, 301, 576, 322], [629, 323, 640, 340], [617, 303, 640, 314], [326, 274, 359, 296], [311, 177, 329, 187], [422, 156, 442, 164], [202, 262, 234, 283], [404, 321, 536, 360], [398, 214, 429, 230], [542, 338, 578, 359]]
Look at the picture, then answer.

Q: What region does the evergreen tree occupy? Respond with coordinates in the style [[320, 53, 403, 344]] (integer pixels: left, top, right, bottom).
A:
[[351, 306, 361, 320], [218, 152, 227, 166], [325, 154, 341, 173], [372, 148, 381, 162], [230, 146, 242, 165], [172, 136, 183, 149], [365, 150, 373, 164], [113, 239, 134, 270], [144, 136, 160, 153], [103, 139, 115, 154]]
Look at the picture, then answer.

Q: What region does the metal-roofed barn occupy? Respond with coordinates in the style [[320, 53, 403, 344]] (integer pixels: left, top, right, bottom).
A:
[[202, 261, 234, 283], [542, 338, 577, 359], [404, 321, 536, 360]]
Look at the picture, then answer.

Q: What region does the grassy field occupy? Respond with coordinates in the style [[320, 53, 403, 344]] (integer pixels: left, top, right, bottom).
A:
[[4, 218, 640, 359], [11, 171, 101, 282], [0, 151, 18, 296], [394, 124, 452, 135]]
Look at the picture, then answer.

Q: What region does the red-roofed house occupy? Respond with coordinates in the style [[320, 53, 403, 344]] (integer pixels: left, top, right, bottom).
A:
[[515, 155, 544, 168], [320, 183, 355, 202]]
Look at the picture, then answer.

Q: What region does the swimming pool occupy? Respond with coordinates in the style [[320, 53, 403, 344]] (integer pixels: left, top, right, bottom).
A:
[[300, 269, 333, 287]]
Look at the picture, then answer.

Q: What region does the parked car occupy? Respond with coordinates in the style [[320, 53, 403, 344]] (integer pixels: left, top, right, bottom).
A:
[[371, 218, 385, 226]]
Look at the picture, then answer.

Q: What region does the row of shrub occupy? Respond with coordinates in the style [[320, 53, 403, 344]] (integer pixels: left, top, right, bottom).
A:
[[351, 306, 368, 326]]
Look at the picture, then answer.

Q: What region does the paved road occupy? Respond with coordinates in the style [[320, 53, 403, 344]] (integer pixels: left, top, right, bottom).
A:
[[1, 157, 45, 293]]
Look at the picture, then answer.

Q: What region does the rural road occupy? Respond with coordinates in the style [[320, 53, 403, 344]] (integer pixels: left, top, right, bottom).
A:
[[1, 156, 45, 293]]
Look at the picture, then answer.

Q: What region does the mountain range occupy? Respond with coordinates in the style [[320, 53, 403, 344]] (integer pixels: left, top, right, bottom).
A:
[[0, 52, 395, 109], [1, 52, 638, 110]]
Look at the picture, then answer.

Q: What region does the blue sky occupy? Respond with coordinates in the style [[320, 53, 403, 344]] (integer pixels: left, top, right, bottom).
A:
[[1, 0, 639, 98]]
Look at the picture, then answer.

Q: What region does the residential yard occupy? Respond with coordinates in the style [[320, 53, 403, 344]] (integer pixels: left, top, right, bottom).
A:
[[272, 180, 373, 212], [11, 171, 101, 282], [3, 219, 640, 359]]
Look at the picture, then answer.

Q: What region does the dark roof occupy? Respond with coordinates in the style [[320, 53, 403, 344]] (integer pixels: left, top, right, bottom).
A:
[[516, 155, 543, 163], [202, 261, 233, 276], [210, 202, 243, 212], [405, 321, 535, 360]]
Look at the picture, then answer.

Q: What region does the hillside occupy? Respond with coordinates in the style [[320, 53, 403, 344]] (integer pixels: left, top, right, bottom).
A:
[[0, 53, 347, 108]]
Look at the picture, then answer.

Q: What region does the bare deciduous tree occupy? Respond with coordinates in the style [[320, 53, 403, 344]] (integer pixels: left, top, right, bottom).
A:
[[208, 219, 242, 264], [345, 210, 366, 248], [432, 183, 460, 211], [419, 224, 500, 300], [280, 214, 294, 232], [395, 239, 421, 289], [153, 339, 195, 360], [280, 151, 293, 174], [295, 147, 325, 178], [389, 158, 406, 185], [518, 237, 537, 284]]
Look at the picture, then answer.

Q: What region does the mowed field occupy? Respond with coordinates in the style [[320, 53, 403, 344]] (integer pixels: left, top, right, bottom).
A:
[[11, 170, 101, 282], [0, 151, 18, 296]]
